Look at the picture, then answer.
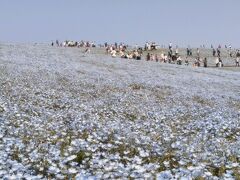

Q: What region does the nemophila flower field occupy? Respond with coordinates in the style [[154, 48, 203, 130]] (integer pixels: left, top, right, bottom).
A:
[[0, 44, 239, 179]]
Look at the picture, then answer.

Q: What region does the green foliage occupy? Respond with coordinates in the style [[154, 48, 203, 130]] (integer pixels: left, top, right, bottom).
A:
[[74, 150, 92, 164]]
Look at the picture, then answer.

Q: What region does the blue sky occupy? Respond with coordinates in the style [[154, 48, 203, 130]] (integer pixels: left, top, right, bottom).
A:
[[0, 0, 239, 47]]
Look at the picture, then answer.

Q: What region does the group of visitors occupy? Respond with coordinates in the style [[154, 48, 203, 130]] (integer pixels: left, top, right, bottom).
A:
[[106, 44, 143, 60], [51, 40, 240, 68], [106, 42, 240, 68], [145, 52, 208, 67], [52, 40, 96, 48], [105, 43, 128, 55], [144, 42, 158, 51], [212, 48, 221, 57]]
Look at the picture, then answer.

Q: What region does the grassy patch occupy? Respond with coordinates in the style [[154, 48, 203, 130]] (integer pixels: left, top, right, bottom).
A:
[[74, 150, 92, 164], [152, 86, 172, 102], [232, 168, 240, 179], [192, 96, 213, 107], [142, 151, 179, 172], [129, 83, 144, 90], [74, 150, 87, 164], [0, 105, 4, 113], [81, 129, 89, 140], [207, 165, 226, 177], [229, 99, 240, 110], [228, 155, 239, 163], [109, 143, 139, 158], [124, 112, 138, 122], [194, 176, 205, 180], [11, 147, 21, 162]]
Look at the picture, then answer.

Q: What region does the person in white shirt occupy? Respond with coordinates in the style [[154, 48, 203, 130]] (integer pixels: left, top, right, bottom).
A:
[[177, 56, 182, 65], [236, 57, 239, 67], [185, 57, 189, 66], [164, 54, 168, 63], [161, 53, 165, 62], [111, 49, 117, 57], [197, 48, 200, 57], [84, 48, 91, 54], [175, 48, 179, 56], [169, 42, 172, 50]]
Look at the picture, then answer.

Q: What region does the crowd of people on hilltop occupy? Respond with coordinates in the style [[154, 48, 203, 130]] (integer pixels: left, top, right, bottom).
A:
[[105, 43, 143, 60], [211, 44, 240, 67], [143, 43, 208, 68], [138, 42, 208, 67], [144, 42, 158, 51], [50, 40, 240, 67], [105, 42, 240, 68], [51, 40, 96, 48]]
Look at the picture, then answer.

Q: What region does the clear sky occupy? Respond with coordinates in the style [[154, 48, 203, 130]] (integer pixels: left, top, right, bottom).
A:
[[0, 0, 239, 47]]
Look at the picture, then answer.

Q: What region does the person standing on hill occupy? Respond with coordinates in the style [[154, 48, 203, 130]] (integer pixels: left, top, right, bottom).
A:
[[236, 57, 239, 67], [169, 42, 172, 50], [236, 50, 240, 58], [168, 49, 173, 58], [228, 45, 232, 57], [217, 48, 221, 57], [175, 48, 179, 56], [219, 57, 223, 67], [56, 40, 59, 46], [215, 57, 219, 67], [186, 48, 190, 56], [212, 48, 216, 57], [155, 54, 159, 62], [146, 53, 151, 61], [197, 48, 200, 57], [185, 57, 189, 66], [229, 50, 233, 57], [164, 54, 168, 63], [203, 58, 207, 67]]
